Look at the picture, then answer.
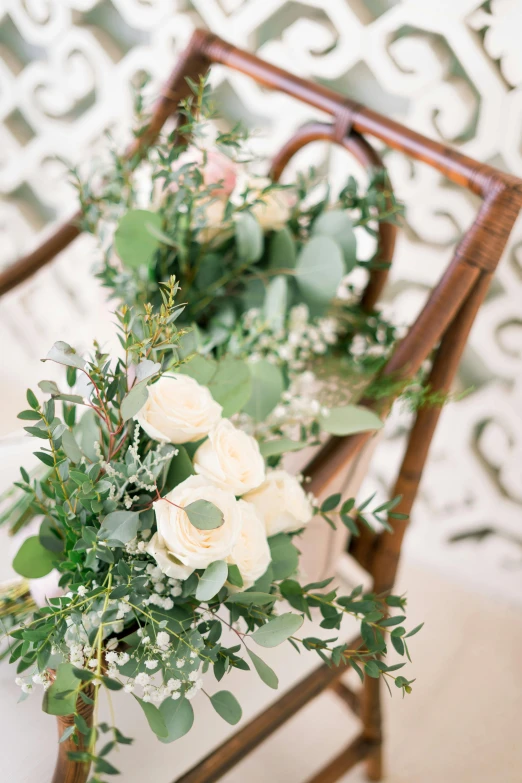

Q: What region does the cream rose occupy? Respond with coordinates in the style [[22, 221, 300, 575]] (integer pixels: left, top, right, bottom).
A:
[[193, 419, 265, 495], [243, 469, 313, 537], [228, 501, 271, 589], [135, 374, 222, 444], [146, 532, 194, 580], [249, 178, 293, 231], [150, 475, 242, 573]]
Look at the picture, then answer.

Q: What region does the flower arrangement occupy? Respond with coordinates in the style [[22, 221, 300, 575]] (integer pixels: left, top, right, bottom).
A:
[[73, 76, 416, 448], [4, 284, 421, 781]]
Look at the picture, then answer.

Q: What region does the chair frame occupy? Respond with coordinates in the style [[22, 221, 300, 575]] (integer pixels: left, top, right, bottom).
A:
[[2, 29, 521, 783]]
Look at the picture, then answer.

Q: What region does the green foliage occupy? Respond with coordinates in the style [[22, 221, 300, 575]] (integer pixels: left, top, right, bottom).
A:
[[318, 405, 383, 436], [294, 236, 345, 314], [159, 697, 194, 743], [13, 536, 57, 578], [210, 691, 242, 725], [251, 612, 304, 648], [185, 500, 224, 530], [114, 210, 163, 269], [195, 560, 228, 601], [243, 360, 284, 422]]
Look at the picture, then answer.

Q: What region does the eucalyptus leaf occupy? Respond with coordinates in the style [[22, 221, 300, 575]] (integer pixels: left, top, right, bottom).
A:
[[185, 500, 224, 531], [134, 696, 168, 738], [263, 275, 288, 331], [312, 209, 357, 270], [243, 360, 284, 422], [158, 696, 194, 743], [251, 612, 304, 648], [268, 534, 299, 580], [295, 236, 345, 314], [226, 592, 275, 606], [268, 227, 296, 270], [210, 690, 242, 725], [114, 210, 162, 269], [13, 536, 57, 578], [235, 211, 263, 263], [44, 341, 85, 370], [98, 511, 140, 544], [135, 360, 161, 383], [208, 356, 252, 417], [259, 438, 306, 459], [43, 663, 77, 716], [164, 446, 194, 493], [247, 648, 279, 689], [318, 405, 383, 436], [177, 354, 217, 386], [179, 355, 217, 385], [196, 560, 228, 601], [121, 383, 148, 422], [61, 429, 82, 463], [74, 409, 99, 463]]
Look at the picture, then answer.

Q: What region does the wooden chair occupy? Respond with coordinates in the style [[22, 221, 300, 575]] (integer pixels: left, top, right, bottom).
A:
[[1, 29, 521, 783]]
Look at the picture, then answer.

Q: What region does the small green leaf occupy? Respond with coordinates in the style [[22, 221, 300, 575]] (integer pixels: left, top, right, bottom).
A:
[[404, 623, 424, 639], [196, 560, 228, 602], [98, 511, 140, 544], [318, 405, 383, 436], [251, 612, 304, 648], [259, 438, 306, 459], [44, 341, 86, 370], [243, 360, 284, 422], [210, 690, 242, 725], [114, 209, 163, 269], [121, 383, 149, 422], [13, 536, 57, 578], [61, 429, 82, 463], [235, 211, 263, 263], [134, 696, 168, 738], [26, 389, 39, 410], [227, 564, 243, 589], [321, 493, 341, 513], [159, 696, 194, 743], [164, 446, 194, 493], [247, 648, 279, 689], [17, 410, 41, 420], [59, 726, 76, 744], [226, 592, 275, 606], [185, 500, 224, 530], [268, 534, 299, 580]]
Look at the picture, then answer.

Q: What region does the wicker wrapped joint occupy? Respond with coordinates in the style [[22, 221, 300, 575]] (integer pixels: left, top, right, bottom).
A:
[[2, 29, 521, 783]]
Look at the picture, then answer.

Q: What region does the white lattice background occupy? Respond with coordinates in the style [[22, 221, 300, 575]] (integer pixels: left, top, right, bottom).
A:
[[1, 0, 521, 602]]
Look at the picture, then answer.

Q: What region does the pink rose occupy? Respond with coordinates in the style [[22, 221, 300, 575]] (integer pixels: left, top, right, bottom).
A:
[[176, 148, 237, 197]]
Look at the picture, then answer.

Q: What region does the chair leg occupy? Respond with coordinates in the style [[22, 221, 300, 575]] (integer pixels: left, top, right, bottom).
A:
[[361, 675, 383, 781]]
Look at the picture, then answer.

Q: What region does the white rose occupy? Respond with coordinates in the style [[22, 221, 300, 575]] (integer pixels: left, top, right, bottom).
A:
[[146, 532, 194, 580], [150, 475, 242, 572], [135, 374, 222, 444], [193, 419, 265, 495], [228, 501, 271, 589], [243, 469, 313, 537]]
